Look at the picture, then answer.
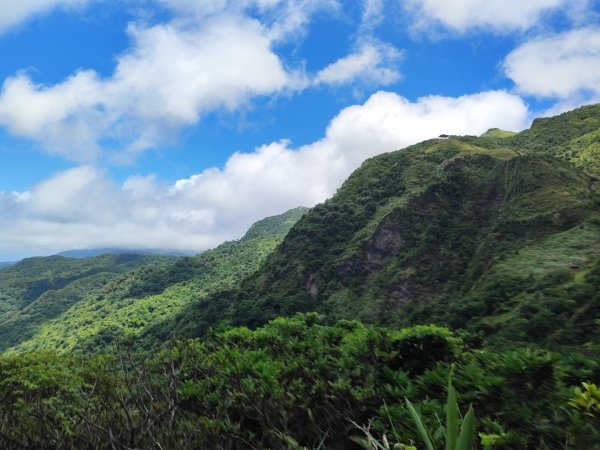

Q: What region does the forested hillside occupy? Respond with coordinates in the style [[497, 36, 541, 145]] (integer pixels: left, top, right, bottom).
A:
[[0, 253, 175, 352], [11, 207, 307, 353], [1, 314, 598, 449]]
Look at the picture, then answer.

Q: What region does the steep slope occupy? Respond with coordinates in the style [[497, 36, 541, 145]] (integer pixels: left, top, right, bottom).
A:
[[483, 103, 600, 177], [13, 207, 307, 352], [204, 105, 600, 347], [0, 253, 175, 351]]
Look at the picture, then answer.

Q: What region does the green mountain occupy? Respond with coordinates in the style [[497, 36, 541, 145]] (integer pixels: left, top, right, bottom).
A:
[[171, 105, 600, 348], [11, 107, 600, 352], [508, 104, 600, 177], [0, 253, 176, 352], [12, 207, 307, 353]]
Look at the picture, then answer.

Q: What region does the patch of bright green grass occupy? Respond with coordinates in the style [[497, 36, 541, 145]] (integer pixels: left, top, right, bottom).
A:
[[480, 128, 517, 139], [491, 222, 600, 278]]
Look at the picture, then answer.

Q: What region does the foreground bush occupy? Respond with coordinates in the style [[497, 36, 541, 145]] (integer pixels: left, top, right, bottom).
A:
[[0, 314, 596, 449]]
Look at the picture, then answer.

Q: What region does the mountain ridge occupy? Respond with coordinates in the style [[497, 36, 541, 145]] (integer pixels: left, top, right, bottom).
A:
[[161, 104, 600, 348], [57, 248, 194, 259], [3, 106, 600, 351], [10, 207, 308, 352]]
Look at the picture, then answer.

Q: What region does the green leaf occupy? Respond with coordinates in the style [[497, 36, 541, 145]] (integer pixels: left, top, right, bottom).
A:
[[405, 398, 434, 450], [455, 405, 475, 450], [446, 380, 458, 450]]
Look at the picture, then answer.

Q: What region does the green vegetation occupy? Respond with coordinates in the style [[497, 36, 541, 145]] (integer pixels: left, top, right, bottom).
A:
[[0, 314, 597, 449], [569, 382, 600, 418], [11, 207, 307, 353], [1, 105, 600, 448], [506, 103, 600, 177], [405, 377, 476, 450], [0, 253, 175, 352], [480, 128, 516, 139]]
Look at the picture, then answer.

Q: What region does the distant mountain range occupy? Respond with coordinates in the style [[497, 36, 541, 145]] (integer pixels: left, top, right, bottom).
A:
[[0, 248, 192, 270], [4, 207, 308, 353], [56, 248, 195, 259]]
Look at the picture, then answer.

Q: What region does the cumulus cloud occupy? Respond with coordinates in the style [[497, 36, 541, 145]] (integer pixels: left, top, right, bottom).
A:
[[314, 41, 402, 87], [0, 0, 89, 34], [0, 15, 292, 161], [402, 0, 574, 33], [0, 0, 407, 163], [0, 90, 529, 258], [503, 28, 600, 101]]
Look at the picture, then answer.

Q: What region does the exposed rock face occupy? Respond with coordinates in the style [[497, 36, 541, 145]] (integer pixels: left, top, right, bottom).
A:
[[390, 281, 413, 306], [366, 222, 403, 271], [304, 272, 319, 299]]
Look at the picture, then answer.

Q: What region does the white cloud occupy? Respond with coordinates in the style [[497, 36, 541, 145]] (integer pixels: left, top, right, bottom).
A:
[[360, 0, 385, 30], [0, 0, 88, 34], [503, 28, 600, 100], [0, 71, 105, 160], [0, 15, 293, 161], [314, 41, 402, 87], [0, 90, 529, 258], [402, 0, 574, 33], [157, 0, 339, 42], [0, 1, 386, 163], [27, 166, 122, 223]]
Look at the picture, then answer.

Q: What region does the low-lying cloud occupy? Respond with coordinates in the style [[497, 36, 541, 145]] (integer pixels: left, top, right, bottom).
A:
[[0, 90, 529, 259]]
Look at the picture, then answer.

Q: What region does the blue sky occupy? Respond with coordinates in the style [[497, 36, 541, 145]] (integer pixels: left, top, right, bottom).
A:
[[0, 0, 599, 260]]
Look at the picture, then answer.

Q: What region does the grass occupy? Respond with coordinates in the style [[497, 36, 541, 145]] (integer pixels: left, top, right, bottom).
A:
[[490, 222, 600, 279], [480, 128, 517, 139]]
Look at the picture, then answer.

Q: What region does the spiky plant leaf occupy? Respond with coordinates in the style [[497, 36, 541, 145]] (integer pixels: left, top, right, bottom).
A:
[[405, 398, 435, 450], [446, 381, 459, 450], [455, 405, 475, 450]]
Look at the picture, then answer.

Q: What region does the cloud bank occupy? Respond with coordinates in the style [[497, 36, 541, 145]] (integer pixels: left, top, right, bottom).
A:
[[0, 90, 529, 259]]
